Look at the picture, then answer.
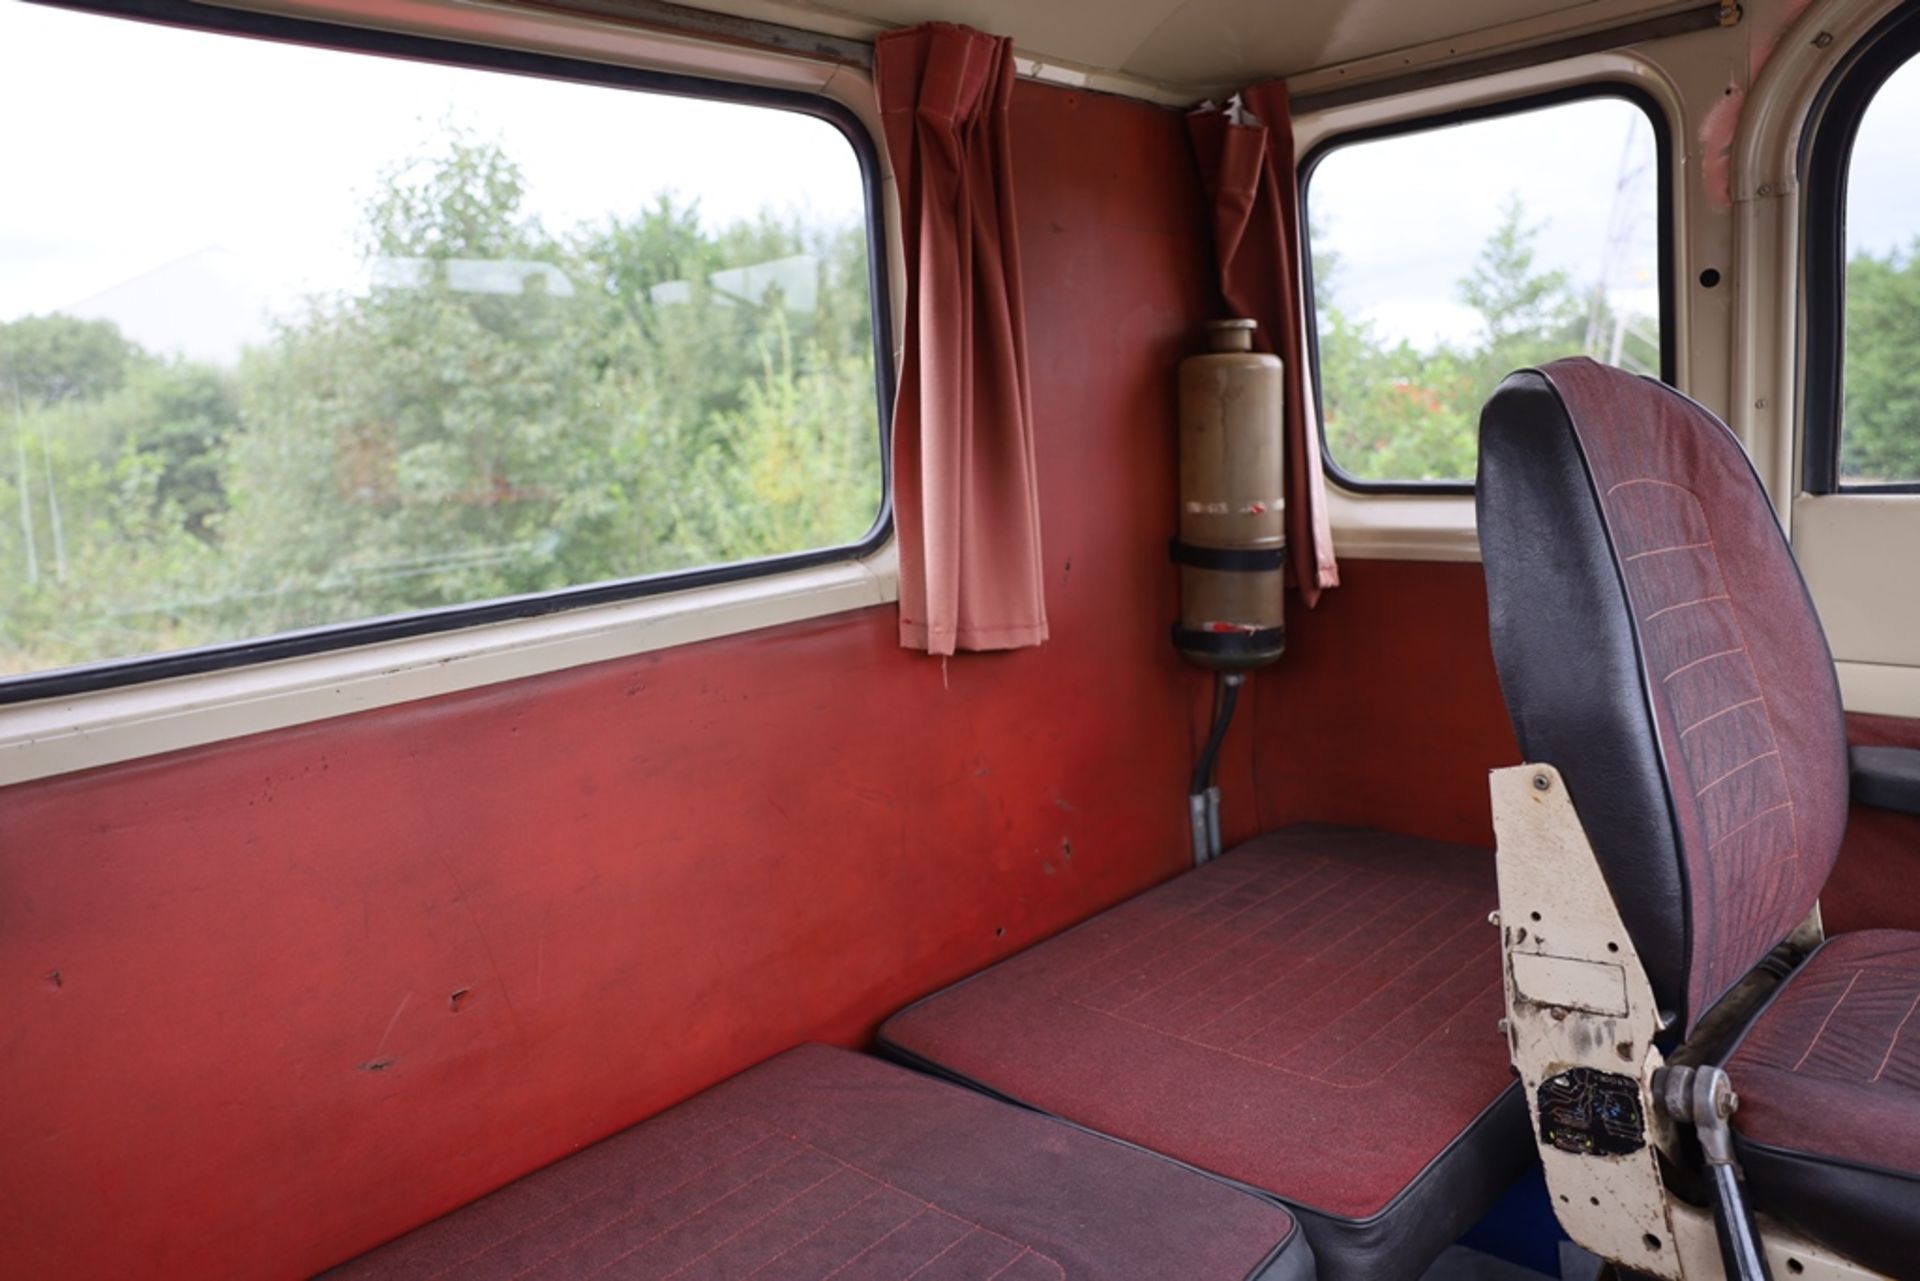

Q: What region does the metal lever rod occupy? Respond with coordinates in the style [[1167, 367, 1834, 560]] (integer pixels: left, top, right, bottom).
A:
[[1657, 1064, 1773, 1281]]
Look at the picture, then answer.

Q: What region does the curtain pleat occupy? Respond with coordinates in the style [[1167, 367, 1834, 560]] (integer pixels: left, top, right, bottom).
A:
[[876, 23, 1048, 656]]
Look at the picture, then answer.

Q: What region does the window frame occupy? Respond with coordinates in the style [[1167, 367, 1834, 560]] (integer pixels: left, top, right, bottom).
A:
[[0, 0, 895, 706], [1801, 0, 1920, 497], [1298, 80, 1676, 496]]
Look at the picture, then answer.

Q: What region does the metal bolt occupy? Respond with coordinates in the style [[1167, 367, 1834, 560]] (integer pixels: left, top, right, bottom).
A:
[[1488, 910, 1502, 927], [1813, 31, 1834, 47], [1532, 772, 1551, 792], [1496, 1018, 1511, 1037]]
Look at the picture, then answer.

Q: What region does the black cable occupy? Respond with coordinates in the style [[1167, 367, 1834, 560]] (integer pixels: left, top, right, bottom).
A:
[[1190, 673, 1244, 797]]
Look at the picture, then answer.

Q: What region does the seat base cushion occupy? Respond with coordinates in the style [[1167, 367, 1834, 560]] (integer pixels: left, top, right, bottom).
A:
[[322, 1044, 1309, 1281], [1724, 929, 1920, 1279], [880, 824, 1529, 1281]]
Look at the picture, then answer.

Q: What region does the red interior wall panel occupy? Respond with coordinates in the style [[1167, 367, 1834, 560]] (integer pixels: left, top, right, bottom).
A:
[[1822, 711, 1920, 934], [1233, 558, 1521, 850], [0, 81, 1224, 1281]]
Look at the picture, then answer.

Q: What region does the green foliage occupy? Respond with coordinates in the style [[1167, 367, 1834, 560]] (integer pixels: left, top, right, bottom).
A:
[[0, 314, 141, 407], [1, 134, 880, 674], [1318, 200, 1659, 482], [1841, 241, 1920, 484]]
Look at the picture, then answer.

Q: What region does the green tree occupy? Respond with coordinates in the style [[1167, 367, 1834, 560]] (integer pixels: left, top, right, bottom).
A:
[[1316, 198, 1660, 482], [0, 314, 140, 408], [2, 131, 880, 674], [1458, 197, 1586, 385], [1842, 241, 1920, 483]]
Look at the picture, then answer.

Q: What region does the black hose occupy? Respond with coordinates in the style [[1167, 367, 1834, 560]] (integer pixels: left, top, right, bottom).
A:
[[1190, 673, 1244, 797]]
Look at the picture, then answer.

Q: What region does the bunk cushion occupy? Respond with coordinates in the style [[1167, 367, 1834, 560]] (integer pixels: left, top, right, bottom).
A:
[[880, 824, 1529, 1281], [323, 1044, 1310, 1281], [1723, 930, 1920, 1279]]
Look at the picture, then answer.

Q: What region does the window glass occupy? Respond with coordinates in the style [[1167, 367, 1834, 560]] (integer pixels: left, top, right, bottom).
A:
[[1306, 95, 1661, 484], [0, 2, 881, 680], [1841, 54, 1920, 486]]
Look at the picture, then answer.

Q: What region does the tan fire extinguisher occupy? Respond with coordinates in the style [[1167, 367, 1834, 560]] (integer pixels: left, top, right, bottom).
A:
[[1172, 318, 1286, 863]]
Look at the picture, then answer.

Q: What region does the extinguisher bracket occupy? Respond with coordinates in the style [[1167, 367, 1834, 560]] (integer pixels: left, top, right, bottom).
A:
[[1168, 539, 1288, 573]]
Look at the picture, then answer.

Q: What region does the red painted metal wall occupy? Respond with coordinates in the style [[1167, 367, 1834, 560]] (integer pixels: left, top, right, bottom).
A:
[[1245, 558, 1520, 849]]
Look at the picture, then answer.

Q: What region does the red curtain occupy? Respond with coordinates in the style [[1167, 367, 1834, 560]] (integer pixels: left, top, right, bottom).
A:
[[875, 24, 1048, 656], [1188, 86, 1339, 605]]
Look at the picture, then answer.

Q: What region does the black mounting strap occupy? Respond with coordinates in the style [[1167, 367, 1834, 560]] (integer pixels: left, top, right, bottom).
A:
[[1168, 539, 1287, 573]]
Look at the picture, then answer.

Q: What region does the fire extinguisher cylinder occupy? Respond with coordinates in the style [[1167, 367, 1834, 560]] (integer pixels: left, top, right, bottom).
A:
[[1171, 318, 1286, 672]]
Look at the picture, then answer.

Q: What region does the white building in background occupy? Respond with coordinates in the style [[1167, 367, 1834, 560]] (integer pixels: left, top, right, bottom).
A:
[[65, 247, 277, 367]]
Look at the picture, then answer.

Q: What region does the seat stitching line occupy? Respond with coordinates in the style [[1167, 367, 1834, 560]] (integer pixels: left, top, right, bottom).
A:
[[1181, 876, 1438, 1037], [1054, 860, 1324, 995], [1133, 874, 1436, 1027], [984, 1247, 1048, 1281], [816, 1206, 933, 1281], [1644, 593, 1731, 622], [1682, 697, 1766, 737], [1664, 647, 1743, 683], [1225, 894, 1483, 1054], [902, 1226, 982, 1280], [639, 1165, 848, 1281], [1066, 938, 1499, 1088], [1707, 802, 1792, 851], [1103, 863, 1397, 1014], [1792, 970, 1862, 1072], [1313, 961, 1505, 1083], [506, 1142, 797, 1281], [1625, 540, 1712, 562], [757, 1128, 1066, 1279], [423, 1119, 761, 1280], [1873, 995, 1920, 1083], [1078, 861, 1337, 1007], [744, 1188, 885, 1278], [1607, 477, 1696, 496], [1090, 868, 1390, 1029], [1694, 750, 1779, 798]]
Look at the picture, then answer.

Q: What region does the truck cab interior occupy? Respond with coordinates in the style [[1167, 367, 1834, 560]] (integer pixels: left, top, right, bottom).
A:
[[3, 0, 1920, 1278]]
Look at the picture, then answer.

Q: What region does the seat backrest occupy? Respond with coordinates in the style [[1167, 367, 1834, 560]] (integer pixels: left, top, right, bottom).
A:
[[1477, 358, 1848, 1033]]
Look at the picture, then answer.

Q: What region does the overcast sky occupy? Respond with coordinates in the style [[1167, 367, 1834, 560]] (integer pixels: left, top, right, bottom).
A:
[[1311, 60, 1920, 351], [4, 0, 1917, 357], [0, 0, 866, 340], [1309, 95, 1661, 350]]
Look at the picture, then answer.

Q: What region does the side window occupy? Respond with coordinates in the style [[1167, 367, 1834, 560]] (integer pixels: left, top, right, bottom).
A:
[[0, 1, 883, 689], [1304, 92, 1665, 487], [1836, 54, 1920, 487]]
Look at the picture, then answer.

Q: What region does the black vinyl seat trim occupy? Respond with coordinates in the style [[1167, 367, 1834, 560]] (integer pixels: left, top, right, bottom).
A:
[[1851, 745, 1920, 816]]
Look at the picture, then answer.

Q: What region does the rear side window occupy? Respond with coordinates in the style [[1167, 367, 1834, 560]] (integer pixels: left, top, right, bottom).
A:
[[1304, 91, 1667, 488], [0, 1, 884, 691], [1835, 54, 1920, 487]]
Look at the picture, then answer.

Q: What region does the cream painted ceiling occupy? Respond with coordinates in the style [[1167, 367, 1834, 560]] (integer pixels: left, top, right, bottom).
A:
[[679, 0, 1700, 94]]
